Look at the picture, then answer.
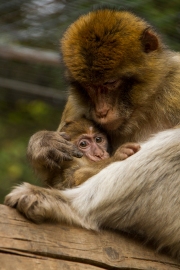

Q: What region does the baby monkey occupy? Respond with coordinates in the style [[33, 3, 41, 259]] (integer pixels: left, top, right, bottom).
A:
[[48, 117, 140, 189]]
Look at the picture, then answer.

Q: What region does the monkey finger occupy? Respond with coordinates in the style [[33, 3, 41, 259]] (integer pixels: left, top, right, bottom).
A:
[[47, 148, 73, 165], [121, 148, 135, 156], [54, 139, 76, 152], [114, 145, 139, 160], [52, 137, 73, 147], [120, 143, 140, 153], [54, 142, 82, 158], [115, 152, 129, 161], [60, 153, 74, 161], [48, 141, 83, 160], [128, 143, 141, 152], [53, 144, 83, 160], [71, 146, 83, 158], [59, 132, 71, 141]]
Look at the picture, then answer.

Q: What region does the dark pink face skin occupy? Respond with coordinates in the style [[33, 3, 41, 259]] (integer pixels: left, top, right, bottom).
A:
[[75, 126, 110, 162], [83, 79, 123, 131]]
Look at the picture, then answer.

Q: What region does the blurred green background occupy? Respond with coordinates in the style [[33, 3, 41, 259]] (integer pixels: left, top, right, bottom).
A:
[[0, 0, 180, 203]]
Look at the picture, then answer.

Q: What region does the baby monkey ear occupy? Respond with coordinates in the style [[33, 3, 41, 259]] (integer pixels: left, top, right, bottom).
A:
[[141, 28, 159, 53]]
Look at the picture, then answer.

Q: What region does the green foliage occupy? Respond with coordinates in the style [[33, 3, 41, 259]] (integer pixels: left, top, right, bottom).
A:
[[0, 99, 63, 203]]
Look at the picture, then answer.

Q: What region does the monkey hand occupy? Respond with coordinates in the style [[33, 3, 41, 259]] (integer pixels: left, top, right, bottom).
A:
[[114, 142, 140, 161], [4, 183, 68, 223], [27, 130, 83, 172]]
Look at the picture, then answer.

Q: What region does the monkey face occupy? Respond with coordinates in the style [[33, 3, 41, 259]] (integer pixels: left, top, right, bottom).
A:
[[77, 132, 110, 161], [61, 9, 160, 132], [61, 118, 110, 161], [81, 79, 134, 130]]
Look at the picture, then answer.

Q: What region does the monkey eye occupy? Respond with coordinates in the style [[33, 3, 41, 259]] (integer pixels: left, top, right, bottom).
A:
[[103, 79, 122, 89], [95, 136, 103, 143], [104, 80, 117, 85], [79, 140, 89, 148]]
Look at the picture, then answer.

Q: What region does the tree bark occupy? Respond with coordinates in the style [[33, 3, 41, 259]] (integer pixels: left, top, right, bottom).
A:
[[0, 204, 179, 270]]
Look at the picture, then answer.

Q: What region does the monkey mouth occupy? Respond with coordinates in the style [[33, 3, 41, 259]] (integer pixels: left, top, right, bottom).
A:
[[97, 118, 123, 131], [91, 156, 103, 161], [91, 155, 109, 161], [87, 153, 109, 162]]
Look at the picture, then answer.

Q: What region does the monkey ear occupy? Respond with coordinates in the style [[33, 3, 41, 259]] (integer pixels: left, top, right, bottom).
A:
[[141, 28, 159, 53]]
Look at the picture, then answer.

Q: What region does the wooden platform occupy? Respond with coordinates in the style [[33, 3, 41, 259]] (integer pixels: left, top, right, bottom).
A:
[[0, 204, 179, 270]]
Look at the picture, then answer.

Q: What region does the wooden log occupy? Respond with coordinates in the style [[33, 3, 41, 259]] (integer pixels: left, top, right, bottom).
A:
[[0, 204, 179, 270]]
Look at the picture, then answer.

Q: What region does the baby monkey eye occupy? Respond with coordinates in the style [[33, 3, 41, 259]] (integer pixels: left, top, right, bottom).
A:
[[79, 140, 89, 148], [95, 137, 103, 143]]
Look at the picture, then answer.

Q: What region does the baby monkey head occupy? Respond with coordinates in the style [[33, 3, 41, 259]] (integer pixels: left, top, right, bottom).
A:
[[61, 118, 110, 161]]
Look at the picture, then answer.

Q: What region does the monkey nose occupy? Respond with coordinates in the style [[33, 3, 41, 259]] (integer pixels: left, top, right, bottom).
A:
[[96, 109, 109, 118], [94, 151, 104, 160]]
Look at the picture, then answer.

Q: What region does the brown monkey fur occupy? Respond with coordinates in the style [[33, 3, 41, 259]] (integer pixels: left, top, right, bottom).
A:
[[37, 117, 140, 189], [5, 9, 180, 261], [59, 9, 180, 147]]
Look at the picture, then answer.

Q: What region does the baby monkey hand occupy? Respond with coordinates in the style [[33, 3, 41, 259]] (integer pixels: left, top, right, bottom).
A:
[[114, 142, 140, 161]]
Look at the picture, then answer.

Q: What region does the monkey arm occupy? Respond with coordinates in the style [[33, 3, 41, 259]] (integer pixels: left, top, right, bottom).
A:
[[4, 128, 180, 261], [26, 95, 88, 184], [27, 130, 83, 183]]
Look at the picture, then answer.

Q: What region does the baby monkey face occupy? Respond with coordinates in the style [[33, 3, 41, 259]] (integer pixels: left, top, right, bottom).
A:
[[76, 126, 109, 161]]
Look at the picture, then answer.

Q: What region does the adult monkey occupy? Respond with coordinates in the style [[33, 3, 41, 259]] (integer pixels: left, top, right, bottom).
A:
[[5, 9, 180, 260]]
